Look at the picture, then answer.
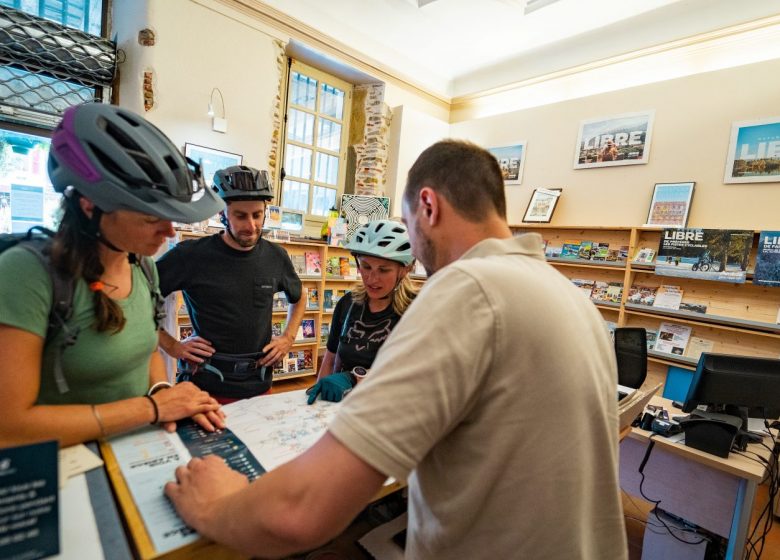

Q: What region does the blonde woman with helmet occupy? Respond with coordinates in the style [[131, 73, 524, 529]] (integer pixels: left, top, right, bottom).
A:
[[307, 219, 418, 404]]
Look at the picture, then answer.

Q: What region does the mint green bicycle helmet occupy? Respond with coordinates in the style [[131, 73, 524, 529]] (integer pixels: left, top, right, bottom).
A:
[[346, 219, 414, 266]]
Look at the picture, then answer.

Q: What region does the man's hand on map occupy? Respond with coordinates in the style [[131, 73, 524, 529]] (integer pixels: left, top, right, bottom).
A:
[[165, 455, 249, 532]]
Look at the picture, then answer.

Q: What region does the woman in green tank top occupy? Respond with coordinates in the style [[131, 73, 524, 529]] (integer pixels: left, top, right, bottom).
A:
[[0, 103, 227, 447]]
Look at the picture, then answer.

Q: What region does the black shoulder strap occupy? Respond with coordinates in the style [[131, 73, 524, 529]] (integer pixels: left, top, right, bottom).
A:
[[16, 228, 78, 394], [138, 255, 166, 330]]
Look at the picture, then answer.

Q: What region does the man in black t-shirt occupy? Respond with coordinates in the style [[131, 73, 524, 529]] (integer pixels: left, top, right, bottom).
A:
[[157, 166, 304, 400]]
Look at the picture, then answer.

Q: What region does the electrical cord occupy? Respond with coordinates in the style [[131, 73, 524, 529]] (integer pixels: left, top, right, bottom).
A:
[[637, 436, 709, 546], [742, 424, 778, 560]]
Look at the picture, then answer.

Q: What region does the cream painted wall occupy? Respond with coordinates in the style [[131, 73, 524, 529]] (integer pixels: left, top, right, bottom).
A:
[[112, 0, 448, 213], [114, 0, 280, 173], [451, 58, 780, 230], [385, 105, 451, 216]]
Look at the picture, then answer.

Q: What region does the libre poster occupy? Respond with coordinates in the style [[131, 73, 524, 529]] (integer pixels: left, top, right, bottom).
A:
[[655, 228, 753, 283]]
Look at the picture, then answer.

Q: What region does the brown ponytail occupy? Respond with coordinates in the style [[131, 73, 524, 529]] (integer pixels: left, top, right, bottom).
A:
[[49, 194, 126, 333]]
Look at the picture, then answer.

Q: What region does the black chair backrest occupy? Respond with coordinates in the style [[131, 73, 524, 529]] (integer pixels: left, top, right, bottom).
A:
[[614, 327, 647, 389]]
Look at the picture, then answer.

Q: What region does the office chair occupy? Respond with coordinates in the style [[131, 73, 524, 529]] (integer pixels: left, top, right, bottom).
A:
[[614, 327, 647, 389]]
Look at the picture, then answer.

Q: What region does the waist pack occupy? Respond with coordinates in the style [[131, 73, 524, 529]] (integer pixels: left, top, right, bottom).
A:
[[0, 226, 165, 393], [177, 351, 271, 399]]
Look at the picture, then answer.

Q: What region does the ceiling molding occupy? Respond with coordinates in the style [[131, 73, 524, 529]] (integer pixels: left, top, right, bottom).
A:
[[211, 0, 451, 110], [451, 12, 780, 108]]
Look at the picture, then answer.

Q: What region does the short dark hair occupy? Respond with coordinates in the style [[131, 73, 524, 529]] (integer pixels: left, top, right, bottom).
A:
[[404, 140, 506, 222]]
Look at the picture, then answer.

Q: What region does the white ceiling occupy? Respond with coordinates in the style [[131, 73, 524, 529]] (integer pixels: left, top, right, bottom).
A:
[[260, 0, 780, 99]]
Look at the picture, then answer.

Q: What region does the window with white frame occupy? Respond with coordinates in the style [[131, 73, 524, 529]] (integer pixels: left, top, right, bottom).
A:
[[281, 61, 352, 221]]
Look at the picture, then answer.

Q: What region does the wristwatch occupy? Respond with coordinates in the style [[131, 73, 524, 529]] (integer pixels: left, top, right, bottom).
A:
[[351, 366, 369, 379]]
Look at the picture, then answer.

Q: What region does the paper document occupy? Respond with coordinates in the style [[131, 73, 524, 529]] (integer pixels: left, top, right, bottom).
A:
[[618, 383, 662, 431], [59, 443, 104, 481]]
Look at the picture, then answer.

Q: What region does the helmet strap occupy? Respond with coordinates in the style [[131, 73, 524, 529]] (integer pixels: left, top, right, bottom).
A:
[[89, 207, 124, 254]]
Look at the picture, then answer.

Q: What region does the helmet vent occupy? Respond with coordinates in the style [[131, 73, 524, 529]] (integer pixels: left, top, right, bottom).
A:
[[104, 119, 144, 154], [163, 154, 180, 171], [116, 111, 141, 127]]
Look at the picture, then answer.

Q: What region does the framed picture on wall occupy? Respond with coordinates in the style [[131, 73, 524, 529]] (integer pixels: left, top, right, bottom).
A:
[[644, 182, 694, 228], [573, 110, 655, 169], [487, 142, 526, 185], [522, 188, 562, 223], [184, 143, 243, 187], [723, 116, 780, 184]]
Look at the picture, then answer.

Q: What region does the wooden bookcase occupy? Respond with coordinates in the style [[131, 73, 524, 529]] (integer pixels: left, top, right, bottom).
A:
[[510, 225, 780, 389], [174, 231, 362, 381]]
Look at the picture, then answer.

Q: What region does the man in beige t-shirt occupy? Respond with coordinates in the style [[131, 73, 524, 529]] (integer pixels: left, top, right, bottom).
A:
[[166, 140, 628, 559]]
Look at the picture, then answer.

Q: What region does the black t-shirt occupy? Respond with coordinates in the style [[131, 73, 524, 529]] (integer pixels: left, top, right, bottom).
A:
[[157, 234, 302, 355], [326, 292, 402, 372]]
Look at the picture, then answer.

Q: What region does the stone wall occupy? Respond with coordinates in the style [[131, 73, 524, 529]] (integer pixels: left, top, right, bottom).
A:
[[353, 84, 392, 197], [267, 40, 287, 187]]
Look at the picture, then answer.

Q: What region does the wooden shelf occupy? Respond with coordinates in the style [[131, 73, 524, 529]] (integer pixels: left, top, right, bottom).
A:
[[624, 303, 780, 337], [511, 224, 780, 382], [547, 257, 626, 270], [593, 301, 621, 310], [324, 277, 360, 282], [273, 370, 316, 380]]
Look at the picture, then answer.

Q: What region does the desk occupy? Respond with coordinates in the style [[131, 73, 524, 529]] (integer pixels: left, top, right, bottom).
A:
[[101, 389, 400, 560], [620, 396, 773, 559]]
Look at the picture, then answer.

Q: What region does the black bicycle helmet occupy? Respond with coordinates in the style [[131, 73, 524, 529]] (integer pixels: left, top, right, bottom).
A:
[[212, 166, 273, 201], [48, 103, 224, 223]]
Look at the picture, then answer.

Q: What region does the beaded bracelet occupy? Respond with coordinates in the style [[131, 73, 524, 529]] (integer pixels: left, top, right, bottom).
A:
[[144, 395, 159, 424]]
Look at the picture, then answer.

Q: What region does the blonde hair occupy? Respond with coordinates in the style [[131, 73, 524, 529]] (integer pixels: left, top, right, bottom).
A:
[[350, 272, 418, 315]]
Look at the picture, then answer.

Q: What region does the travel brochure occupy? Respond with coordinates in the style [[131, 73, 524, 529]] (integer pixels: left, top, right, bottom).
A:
[[754, 231, 780, 287], [653, 322, 692, 356], [545, 239, 628, 262]]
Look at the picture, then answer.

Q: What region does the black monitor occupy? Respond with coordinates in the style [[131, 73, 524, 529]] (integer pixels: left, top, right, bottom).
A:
[[682, 353, 780, 421]]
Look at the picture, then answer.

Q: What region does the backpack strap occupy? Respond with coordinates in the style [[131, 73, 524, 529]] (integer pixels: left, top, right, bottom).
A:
[[137, 255, 166, 330], [17, 232, 79, 394]]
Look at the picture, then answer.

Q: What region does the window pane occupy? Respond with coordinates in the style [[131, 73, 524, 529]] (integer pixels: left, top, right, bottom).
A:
[[311, 186, 337, 217], [281, 180, 309, 213], [315, 152, 339, 185], [290, 71, 317, 110], [317, 118, 341, 151], [319, 83, 344, 119], [287, 108, 314, 145], [2, 0, 104, 35], [284, 145, 312, 180]]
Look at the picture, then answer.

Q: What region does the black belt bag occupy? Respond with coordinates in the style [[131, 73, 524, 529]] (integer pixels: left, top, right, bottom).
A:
[[178, 352, 272, 399]]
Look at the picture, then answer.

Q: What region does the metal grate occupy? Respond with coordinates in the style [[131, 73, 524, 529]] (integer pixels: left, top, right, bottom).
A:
[[0, 64, 96, 126], [0, 6, 115, 87]]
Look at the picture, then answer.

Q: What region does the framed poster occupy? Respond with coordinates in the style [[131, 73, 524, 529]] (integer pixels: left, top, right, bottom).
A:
[[340, 194, 390, 241], [644, 182, 694, 228], [522, 188, 562, 223], [184, 143, 242, 229], [724, 117, 780, 183], [574, 110, 654, 169], [487, 142, 526, 185], [184, 143, 243, 187]]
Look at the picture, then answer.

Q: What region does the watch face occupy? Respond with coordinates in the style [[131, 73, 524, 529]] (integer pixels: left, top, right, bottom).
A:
[[352, 366, 368, 378]]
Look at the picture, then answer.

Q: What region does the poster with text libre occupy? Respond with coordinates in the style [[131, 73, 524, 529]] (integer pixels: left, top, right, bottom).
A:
[[724, 117, 780, 183], [754, 231, 780, 287], [574, 111, 654, 169], [655, 228, 753, 283]]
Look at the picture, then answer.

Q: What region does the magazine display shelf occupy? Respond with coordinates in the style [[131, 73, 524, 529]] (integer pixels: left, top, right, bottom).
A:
[[511, 224, 780, 388], [174, 231, 363, 380]]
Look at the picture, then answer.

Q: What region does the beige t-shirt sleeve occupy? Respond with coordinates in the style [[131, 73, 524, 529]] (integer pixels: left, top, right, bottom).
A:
[[328, 265, 495, 482]]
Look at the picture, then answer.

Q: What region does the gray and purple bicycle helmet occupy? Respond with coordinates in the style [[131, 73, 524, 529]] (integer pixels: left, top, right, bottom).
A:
[[48, 103, 224, 223], [346, 219, 414, 266]]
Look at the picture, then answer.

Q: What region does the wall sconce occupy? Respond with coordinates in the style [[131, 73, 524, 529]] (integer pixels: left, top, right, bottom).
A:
[[208, 87, 227, 133]]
